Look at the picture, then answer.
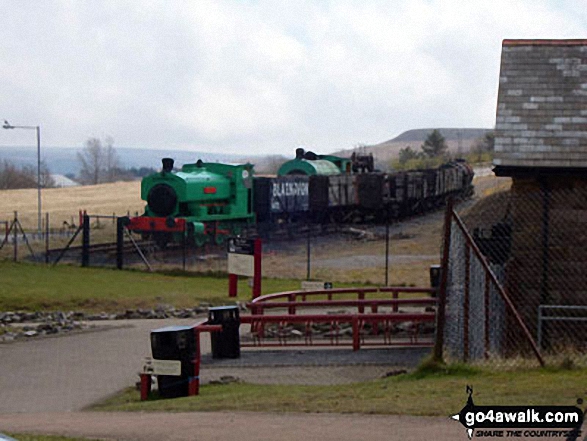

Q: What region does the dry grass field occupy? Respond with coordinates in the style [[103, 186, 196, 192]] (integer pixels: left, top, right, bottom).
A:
[[0, 181, 143, 229], [0, 172, 512, 286]]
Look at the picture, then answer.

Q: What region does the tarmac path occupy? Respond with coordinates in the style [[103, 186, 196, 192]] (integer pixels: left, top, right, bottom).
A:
[[0, 316, 563, 440]]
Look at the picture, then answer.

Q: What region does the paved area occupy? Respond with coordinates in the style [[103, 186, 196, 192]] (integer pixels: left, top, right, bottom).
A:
[[1, 316, 502, 441], [0, 317, 429, 413], [1, 317, 582, 440]]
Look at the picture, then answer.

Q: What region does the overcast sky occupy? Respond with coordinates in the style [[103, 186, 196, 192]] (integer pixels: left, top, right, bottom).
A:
[[0, 0, 585, 156]]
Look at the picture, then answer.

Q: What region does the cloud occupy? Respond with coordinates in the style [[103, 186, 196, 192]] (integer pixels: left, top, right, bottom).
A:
[[0, 0, 586, 155]]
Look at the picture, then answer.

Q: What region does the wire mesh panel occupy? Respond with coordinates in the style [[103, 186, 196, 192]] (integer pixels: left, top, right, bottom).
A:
[[443, 181, 587, 368]]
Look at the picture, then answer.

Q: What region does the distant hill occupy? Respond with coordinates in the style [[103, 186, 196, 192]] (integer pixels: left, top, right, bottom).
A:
[[0, 128, 492, 177], [332, 128, 492, 166], [389, 128, 490, 144], [0, 146, 252, 176]]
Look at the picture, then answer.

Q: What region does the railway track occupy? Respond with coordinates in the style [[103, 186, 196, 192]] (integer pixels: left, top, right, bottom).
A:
[[47, 239, 155, 256]]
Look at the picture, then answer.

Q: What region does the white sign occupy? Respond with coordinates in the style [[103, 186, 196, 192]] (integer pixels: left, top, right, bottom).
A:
[[141, 357, 182, 376], [228, 253, 254, 277]]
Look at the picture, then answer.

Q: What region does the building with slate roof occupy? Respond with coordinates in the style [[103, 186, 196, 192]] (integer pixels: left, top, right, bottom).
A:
[[494, 39, 587, 174], [492, 39, 587, 349]]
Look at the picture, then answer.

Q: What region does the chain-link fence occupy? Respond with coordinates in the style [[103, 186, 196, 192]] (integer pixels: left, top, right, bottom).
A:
[[441, 180, 587, 368], [1, 209, 442, 288], [250, 216, 444, 288], [0, 211, 81, 263]]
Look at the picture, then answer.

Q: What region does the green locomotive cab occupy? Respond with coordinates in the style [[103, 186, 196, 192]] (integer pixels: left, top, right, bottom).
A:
[[135, 158, 254, 246], [277, 148, 351, 176]]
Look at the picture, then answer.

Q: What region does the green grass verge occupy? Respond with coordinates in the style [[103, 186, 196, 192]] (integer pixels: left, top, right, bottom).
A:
[[91, 364, 587, 416], [0, 261, 309, 312]]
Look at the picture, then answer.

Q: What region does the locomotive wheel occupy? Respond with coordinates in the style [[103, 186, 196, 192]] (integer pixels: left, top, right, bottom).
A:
[[154, 233, 171, 249]]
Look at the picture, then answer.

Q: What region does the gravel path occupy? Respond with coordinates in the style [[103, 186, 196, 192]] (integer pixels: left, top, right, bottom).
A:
[[0, 411, 468, 441]]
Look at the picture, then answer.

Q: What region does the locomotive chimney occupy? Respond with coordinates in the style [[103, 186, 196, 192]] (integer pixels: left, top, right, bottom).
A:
[[295, 148, 305, 159], [162, 158, 174, 173]]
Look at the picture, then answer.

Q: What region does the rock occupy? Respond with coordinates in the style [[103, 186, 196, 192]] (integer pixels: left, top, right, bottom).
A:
[[1, 333, 15, 342], [341, 328, 354, 337], [396, 321, 416, 333], [209, 375, 241, 385]]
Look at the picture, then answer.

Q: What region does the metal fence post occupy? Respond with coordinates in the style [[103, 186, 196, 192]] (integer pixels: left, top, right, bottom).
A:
[[432, 198, 453, 363], [385, 219, 390, 286], [81, 214, 90, 267], [306, 223, 311, 280], [116, 217, 125, 270], [13, 211, 18, 262], [45, 212, 50, 264]]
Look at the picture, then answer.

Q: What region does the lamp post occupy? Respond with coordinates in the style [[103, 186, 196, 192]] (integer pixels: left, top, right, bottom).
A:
[[2, 120, 42, 234]]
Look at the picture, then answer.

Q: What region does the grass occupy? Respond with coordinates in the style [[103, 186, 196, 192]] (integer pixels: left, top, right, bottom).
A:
[[0, 260, 308, 312], [91, 363, 587, 415], [0, 181, 143, 230]]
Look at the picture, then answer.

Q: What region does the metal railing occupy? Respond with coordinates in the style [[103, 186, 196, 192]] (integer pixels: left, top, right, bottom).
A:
[[242, 287, 437, 350]]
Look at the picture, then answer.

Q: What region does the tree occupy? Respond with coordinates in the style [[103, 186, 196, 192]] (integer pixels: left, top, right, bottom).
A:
[[474, 132, 495, 153], [0, 159, 54, 189], [77, 137, 122, 185], [471, 132, 495, 162], [398, 146, 422, 164], [103, 137, 120, 183], [421, 129, 448, 158]]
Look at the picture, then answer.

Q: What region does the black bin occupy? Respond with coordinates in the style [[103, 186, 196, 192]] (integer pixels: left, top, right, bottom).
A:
[[208, 306, 241, 359], [150, 325, 197, 398]]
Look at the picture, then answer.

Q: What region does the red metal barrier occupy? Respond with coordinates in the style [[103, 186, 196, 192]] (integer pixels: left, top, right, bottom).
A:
[[189, 323, 222, 396], [249, 288, 379, 307], [241, 312, 436, 350], [247, 298, 437, 314], [243, 286, 437, 350]]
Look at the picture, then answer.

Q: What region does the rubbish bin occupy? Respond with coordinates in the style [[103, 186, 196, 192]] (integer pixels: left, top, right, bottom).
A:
[[429, 265, 442, 296], [208, 306, 240, 359], [150, 325, 197, 398]]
